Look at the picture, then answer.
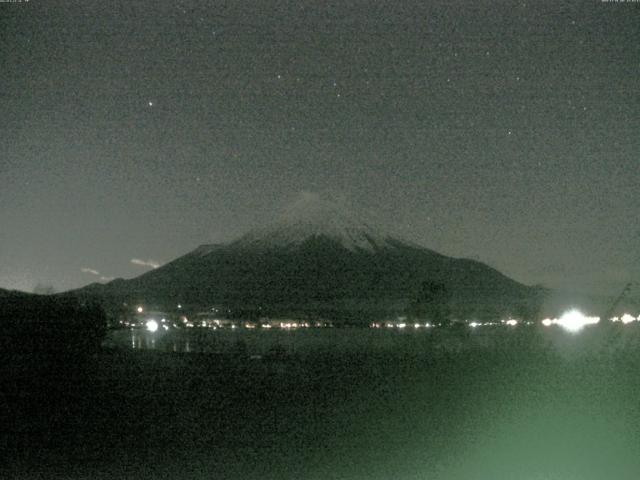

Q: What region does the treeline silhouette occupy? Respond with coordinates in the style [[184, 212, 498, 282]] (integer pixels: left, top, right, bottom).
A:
[[0, 291, 106, 354]]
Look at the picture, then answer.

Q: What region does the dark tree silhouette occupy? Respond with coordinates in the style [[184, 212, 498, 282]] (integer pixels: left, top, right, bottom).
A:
[[0, 293, 107, 354], [410, 280, 451, 325]]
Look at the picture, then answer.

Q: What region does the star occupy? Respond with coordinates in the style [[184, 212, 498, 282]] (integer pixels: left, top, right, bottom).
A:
[[148, 101, 154, 107]]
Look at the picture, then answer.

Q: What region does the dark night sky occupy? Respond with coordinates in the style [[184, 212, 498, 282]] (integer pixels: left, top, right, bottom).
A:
[[1, 0, 638, 295]]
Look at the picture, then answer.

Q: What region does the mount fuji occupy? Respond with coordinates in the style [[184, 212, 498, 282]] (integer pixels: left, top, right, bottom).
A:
[[76, 194, 545, 321]]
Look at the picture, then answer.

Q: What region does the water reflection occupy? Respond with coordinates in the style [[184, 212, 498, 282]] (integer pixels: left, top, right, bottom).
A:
[[107, 325, 490, 357], [104, 322, 640, 364], [123, 329, 190, 352]]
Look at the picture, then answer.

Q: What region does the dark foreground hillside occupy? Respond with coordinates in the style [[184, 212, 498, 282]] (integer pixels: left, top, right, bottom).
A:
[[0, 291, 106, 353], [3, 326, 640, 480]]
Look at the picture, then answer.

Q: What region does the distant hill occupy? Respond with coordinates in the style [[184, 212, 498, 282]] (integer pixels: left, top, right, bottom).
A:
[[73, 194, 547, 322]]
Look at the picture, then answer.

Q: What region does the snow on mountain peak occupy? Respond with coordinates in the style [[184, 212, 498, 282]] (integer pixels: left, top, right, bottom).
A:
[[233, 193, 395, 252]]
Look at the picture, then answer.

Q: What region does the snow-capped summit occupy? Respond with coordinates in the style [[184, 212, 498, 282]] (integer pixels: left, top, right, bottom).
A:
[[232, 192, 396, 252]]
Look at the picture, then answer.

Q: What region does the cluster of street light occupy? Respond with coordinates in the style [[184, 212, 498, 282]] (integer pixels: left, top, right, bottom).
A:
[[131, 305, 639, 335], [370, 310, 640, 334], [611, 313, 640, 324]]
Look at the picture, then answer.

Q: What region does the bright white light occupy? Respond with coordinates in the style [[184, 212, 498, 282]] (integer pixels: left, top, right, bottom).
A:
[[556, 310, 599, 333], [621, 313, 636, 324], [469, 322, 480, 328], [505, 319, 518, 326], [137, 306, 144, 313], [146, 319, 158, 332], [541, 318, 553, 327], [414, 323, 421, 329], [397, 323, 406, 329]]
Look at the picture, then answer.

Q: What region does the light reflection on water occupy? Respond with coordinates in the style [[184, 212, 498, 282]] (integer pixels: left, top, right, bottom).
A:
[[107, 325, 534, 357], [118, 329, 192, 353], [105, 323, 640, 360]]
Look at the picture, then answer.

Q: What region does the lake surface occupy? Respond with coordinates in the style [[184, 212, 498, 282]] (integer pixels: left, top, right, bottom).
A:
[[106, 322, 640, 360], [106, 324, 543, 357], [5, 324, 640, 479]]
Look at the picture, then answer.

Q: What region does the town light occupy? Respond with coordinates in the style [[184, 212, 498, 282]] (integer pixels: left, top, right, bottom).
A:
[[556, 309, 599, 333], [146, 319, 159, 332], [621, 313, 636, 324]]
